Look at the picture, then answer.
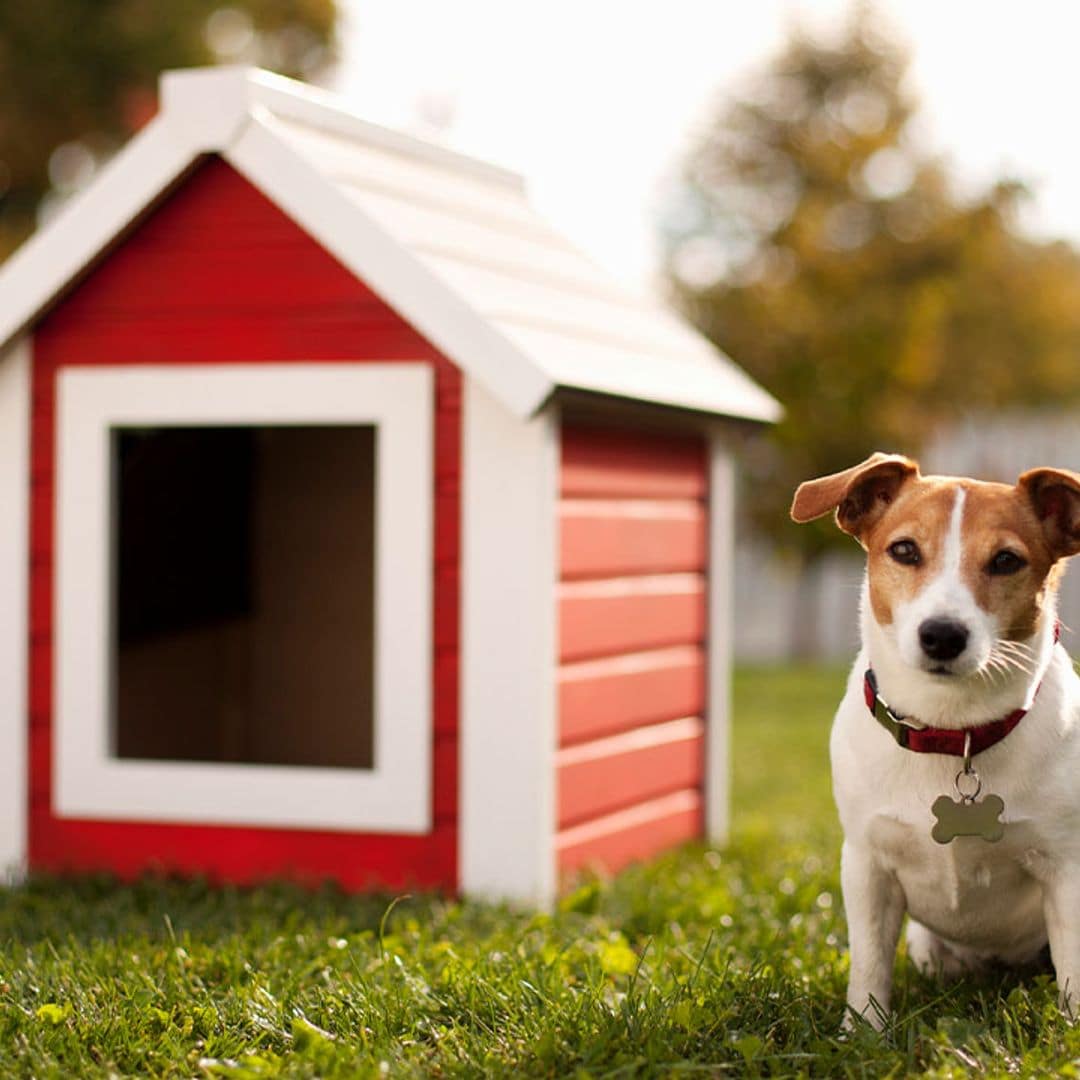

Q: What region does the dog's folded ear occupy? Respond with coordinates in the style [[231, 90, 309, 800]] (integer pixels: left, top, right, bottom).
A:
[[1018, 467, 1080, 560], [791, 453, 919, 539]]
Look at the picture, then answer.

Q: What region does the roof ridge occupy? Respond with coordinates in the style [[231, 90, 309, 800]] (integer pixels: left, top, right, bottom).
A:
[[161, 66, 526, 191]]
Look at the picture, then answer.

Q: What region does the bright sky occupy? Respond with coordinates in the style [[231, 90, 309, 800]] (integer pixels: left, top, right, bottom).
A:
[[329, 0, 1080, 292]]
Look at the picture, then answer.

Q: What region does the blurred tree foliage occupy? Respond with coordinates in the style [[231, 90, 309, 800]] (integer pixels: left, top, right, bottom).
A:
[[0, 0, 338, 258], [662, 6, 1080, 568]]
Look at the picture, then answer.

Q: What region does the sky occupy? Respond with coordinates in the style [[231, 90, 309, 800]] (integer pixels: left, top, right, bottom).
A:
[[328, 0, 1080, 292]]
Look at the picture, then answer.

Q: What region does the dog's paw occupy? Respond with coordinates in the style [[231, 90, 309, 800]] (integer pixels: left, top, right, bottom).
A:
[[841, 997, 889, 1034], [905, 920, 982, 979], [1059, 979, 1080, 1022]]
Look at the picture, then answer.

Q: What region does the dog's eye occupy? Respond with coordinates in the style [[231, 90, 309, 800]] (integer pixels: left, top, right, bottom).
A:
[[988, 549, 1026, 576], [887, 539, 921, 566]]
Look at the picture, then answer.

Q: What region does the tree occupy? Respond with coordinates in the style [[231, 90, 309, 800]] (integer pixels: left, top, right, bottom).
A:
[[661, 5, 1080, 619], [0, 0, 338, 258]]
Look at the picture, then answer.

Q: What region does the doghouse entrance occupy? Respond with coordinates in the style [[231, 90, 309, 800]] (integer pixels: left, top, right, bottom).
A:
[[112, 424, 376, 769]]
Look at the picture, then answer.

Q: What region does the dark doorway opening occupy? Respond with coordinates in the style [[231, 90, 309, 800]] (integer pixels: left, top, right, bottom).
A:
[[112, 424, 376, 769]]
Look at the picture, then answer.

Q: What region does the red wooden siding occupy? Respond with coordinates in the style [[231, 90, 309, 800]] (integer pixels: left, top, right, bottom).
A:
[[29, 156, 461, 890], [556, 792, 703, 876], [556, 717, 704, 827], [559, 646, 705, 745], [561, 427, 708, 500], [560, 501, 707, 580], [557, 426, 708, 877], [559, 575, 706, 663]]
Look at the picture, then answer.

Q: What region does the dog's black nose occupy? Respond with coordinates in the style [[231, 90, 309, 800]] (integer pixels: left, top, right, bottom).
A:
[[918, 617, 969, 661]]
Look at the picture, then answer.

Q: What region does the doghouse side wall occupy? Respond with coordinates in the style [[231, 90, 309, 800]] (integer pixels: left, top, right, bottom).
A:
[[29, 157, 461, 889], [556, 425, 708, 875]]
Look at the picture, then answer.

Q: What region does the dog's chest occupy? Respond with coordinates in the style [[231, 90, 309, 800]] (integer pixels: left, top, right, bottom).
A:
[[830, 679, 1071, 951], [868, 812, 1043, 941]]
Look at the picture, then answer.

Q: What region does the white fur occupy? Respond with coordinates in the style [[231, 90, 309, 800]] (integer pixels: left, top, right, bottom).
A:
[[833, 484, 1080, 1028]]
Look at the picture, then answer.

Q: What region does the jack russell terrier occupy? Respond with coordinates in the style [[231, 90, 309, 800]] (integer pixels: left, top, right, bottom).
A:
[[791, 452, 1080, 1028]]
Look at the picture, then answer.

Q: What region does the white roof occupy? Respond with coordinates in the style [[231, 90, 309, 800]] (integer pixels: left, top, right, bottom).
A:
[[0, 67, 780, 422]]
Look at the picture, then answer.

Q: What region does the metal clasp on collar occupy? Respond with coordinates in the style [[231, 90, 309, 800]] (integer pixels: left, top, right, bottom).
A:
[[954, 730, 981, 803], [867, 671, 924, 746]]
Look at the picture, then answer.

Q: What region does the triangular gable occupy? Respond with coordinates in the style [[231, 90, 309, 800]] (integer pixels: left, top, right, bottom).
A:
[[36, 156, 454, 366]]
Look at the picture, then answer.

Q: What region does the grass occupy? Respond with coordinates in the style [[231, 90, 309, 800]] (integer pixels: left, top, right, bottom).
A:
[[2, 667, 1078, 1077]]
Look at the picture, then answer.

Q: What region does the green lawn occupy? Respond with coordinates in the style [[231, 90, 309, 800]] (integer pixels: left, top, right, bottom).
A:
[[1, 666, 1076, 1077]]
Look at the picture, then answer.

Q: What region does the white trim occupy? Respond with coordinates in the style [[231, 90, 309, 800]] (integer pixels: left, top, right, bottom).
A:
[[0, 115, 203, 350], [160, 67, 260, 151], [0, 338, 30, 878], [54, 363, 433, 833], [225, 117, 553, 418], [459, 379, 559, 904], [705, 439, 735, 844]]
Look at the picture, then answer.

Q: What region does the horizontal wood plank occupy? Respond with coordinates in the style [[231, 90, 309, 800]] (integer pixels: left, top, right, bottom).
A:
[[559, 574, 705, 662], [559, 646, 705, 746], [556, 790, 702, 876], [560, 499, 706, 580], [30, 817, 458, 890], [561, 426, 706, 499], [556, 718, 704, 827]]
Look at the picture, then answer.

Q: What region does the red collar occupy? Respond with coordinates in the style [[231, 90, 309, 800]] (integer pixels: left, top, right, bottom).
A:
[[863, 668, 1028, 756], [863, 624, 1059, 757]]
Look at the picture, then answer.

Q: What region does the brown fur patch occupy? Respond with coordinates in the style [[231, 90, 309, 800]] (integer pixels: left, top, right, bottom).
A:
[[863, 480, 958, 626], [959, 482, 1058, 640]]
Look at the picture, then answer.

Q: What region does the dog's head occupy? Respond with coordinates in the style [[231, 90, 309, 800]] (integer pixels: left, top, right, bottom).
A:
[[791, 453, 1080, 681]]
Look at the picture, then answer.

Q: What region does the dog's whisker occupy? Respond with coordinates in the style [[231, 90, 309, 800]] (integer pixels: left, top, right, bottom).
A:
[[984, 659, 1034, 680], [979, 648, 1034, 681], [995, 639, 1036, 658], [993, 643, 1036, 660], [1004, 653, 1036, 674], [990, 640, 1037, 664], [987, 650, 1033, 673], [977, 653, 1012, 682], [994, 640, 1029, 653]]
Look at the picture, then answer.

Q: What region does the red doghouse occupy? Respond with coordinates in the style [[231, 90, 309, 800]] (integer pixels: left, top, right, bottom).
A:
[[0, 68, 779, 903]]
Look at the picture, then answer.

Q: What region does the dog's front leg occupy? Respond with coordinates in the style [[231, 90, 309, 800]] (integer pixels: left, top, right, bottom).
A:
[[841, 840, 905, 1029], [1043, 872, 1080, 1017]]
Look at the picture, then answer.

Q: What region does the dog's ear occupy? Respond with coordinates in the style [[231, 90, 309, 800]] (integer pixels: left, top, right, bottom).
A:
[[791, 453, 920, 539], [1017, 467, 1080, 560]]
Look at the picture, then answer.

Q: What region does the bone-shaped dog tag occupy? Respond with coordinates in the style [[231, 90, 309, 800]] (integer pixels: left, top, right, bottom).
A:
[[931, 793, 1005, 844]]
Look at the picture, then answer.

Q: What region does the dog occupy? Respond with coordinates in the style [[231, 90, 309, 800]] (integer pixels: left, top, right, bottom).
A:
[[791, 452, 1080, 1028]]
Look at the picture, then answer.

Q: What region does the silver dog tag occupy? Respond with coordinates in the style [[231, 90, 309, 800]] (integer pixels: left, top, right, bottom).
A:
[[930, 732, 1005, 844], [931, 792, 1005, 844]]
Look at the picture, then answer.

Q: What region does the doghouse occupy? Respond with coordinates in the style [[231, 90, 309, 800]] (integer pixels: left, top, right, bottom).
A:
[[0, 67, 779, 903]]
